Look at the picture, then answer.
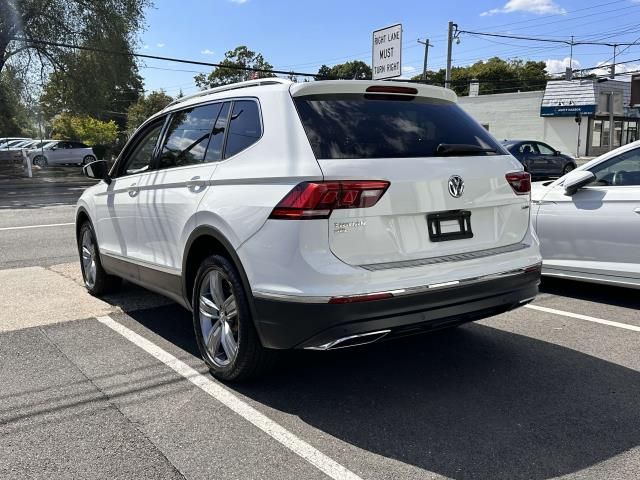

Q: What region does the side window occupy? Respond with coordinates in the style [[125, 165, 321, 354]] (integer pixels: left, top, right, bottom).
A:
[[590, 148, 640, 186], [204, 102, 230, 162], [536, 143, 555, 155], [158, 104, 219, 169], [224, 100, 262, 159], [120, 121, 164, 176], [519, 143, 536, 155]]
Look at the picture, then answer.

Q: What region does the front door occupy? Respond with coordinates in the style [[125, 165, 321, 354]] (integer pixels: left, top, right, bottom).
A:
[[47, 141, 71, 165], [536, 146, 640, 279], [93, 119, 165, 267]]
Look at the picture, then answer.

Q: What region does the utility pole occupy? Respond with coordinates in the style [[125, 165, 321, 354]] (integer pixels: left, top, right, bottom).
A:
[[417, 39, 433, 81], [568, 35, 574, 80], [608, 91, 615, 151], [446, 21, 458, 89], [610, 44, 617, 79]]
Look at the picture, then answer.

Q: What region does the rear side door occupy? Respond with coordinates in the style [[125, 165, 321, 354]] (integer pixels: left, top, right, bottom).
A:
[[536, 147, 640, 279], [516, 142, 537, 174], [135, 101, 231, 272]]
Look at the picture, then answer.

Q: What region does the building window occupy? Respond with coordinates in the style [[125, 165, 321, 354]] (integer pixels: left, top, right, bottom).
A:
[[592, 120, 602, 147], [614, 121, 623, 147]]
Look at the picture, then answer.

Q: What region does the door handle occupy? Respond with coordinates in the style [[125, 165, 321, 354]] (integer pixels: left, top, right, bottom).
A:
[[186, 176, 205, 191], [634, 208, 640, 215], [128, 184, 139, 197]]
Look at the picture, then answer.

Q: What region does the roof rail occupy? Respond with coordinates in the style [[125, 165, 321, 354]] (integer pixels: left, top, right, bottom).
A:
[[165, 78, 293, 109]]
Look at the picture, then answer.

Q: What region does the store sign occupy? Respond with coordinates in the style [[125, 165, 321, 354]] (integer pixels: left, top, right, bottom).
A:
[[540, 105, 596, 117], [372, 24, 402, 80]]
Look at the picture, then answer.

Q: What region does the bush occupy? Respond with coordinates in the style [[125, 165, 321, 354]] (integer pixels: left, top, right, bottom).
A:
[[51, 114, 118, 147]]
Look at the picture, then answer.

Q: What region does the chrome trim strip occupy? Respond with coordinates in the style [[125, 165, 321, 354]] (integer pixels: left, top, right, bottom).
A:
[[360, 242, 529, 271], [100, 251, 181, 276], [253, 263, 542, 304], [305, 330, 391, 351]]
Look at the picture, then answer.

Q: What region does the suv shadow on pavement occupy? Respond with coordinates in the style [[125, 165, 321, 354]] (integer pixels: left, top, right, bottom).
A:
[[127, 304, 640, 480]]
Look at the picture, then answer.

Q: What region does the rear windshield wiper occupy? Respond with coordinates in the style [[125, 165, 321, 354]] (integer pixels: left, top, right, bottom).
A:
[[435, 143, 497, 156]]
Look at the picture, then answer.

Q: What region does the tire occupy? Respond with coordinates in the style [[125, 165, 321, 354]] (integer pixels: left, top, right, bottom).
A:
[[82, 155, 96, 166], [33, 155, 47, 167], [78, 221, 121, 296], [192, 254, 277, 382], [563, 163, 575, 175]]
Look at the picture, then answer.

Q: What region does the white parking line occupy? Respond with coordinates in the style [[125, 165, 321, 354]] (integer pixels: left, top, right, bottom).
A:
[[525, 304, 640, 332], [0, 222, 74, 231], [97, 315, 363, 480]]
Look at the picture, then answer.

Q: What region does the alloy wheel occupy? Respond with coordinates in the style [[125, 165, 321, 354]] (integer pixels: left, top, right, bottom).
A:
[[198, 269, 239, 367], [81, 229, 97, 288]]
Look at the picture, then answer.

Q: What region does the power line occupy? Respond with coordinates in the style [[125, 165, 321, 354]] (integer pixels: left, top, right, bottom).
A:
[[9, 36, 323, 79], [459, 30, 640, 47]]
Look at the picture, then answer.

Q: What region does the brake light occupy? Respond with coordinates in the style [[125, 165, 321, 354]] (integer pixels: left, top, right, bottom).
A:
[[365, 86, 418, 95], [505, 171, 531, 195], [269, 181, 390, 220]]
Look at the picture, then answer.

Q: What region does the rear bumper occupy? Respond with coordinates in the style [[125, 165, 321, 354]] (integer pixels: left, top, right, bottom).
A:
[[253, 264, 541, 349]]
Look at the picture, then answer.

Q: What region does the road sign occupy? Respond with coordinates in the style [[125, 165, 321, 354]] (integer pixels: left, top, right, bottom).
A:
[[372, 24, 402, 80]]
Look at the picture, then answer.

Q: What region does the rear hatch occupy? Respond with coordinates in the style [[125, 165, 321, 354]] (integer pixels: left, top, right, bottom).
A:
[[290, 82, 530, 266]]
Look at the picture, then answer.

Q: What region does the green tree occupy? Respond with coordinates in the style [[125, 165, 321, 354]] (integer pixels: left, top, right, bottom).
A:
[[412, 57, 548, 96], [194, 46, 275, 88], [40, 36, 144, 125], [315, 61, 372, 80], [0, 0, 151, 74], [51, 113, 118, 146], [126, 90, 174, 133], [0, 66, 34, 135]]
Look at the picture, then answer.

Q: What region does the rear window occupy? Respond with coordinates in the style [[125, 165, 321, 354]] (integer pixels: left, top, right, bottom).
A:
[[293, 94, 505, 159]]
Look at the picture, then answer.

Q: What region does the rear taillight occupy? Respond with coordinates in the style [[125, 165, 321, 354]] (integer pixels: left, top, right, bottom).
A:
[[505, 171, 531, 195], [269, 180, 390, 220]]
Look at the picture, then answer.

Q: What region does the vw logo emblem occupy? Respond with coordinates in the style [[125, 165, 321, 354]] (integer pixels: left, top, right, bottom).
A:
[[448, 175, 465, 198]]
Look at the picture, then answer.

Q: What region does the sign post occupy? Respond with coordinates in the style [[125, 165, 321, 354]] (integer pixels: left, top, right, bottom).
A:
[[372, 24, 402, 80]]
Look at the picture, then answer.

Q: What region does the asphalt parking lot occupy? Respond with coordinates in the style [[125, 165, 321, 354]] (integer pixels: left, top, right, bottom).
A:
[[0, 170, 638, 480]]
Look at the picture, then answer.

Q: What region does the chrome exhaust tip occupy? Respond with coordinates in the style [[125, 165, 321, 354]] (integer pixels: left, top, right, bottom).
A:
[[305, 330, 391, 351]]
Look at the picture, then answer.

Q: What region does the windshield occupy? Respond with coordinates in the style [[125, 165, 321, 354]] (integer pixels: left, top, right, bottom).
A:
[[293, 94, 505, 160]]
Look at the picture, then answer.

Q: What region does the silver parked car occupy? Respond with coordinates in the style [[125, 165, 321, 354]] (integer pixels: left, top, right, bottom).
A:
[[532, 140, 640, 289], [28, 141, 96, 167]]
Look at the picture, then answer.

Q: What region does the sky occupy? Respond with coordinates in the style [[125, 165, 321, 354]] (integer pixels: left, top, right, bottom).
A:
[[138, 0, 640, 96]]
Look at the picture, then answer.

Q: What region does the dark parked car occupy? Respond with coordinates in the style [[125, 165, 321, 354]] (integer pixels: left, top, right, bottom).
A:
[[501, 140, 577, 178]]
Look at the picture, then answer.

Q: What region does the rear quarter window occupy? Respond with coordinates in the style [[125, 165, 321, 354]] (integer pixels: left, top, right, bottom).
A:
[[293, 93, 505, 159]]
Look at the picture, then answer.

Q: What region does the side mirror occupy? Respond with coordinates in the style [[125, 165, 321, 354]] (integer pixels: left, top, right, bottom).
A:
[[554, 150, 561, 156], [564, 170, 595, 195], [83, 160, 111, 184], [50, 146, 57, 150]]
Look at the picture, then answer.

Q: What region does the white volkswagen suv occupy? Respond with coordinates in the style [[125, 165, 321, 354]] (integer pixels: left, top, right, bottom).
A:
[[77, 78, 542, 381]]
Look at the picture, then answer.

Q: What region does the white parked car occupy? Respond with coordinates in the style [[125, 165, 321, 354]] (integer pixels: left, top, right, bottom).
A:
[[0, 139, 37, 163], [76, 79, 542, 381], [28, 140, 96, 167], [0, 137, 31, 148], [532, 140, 640, 288]]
